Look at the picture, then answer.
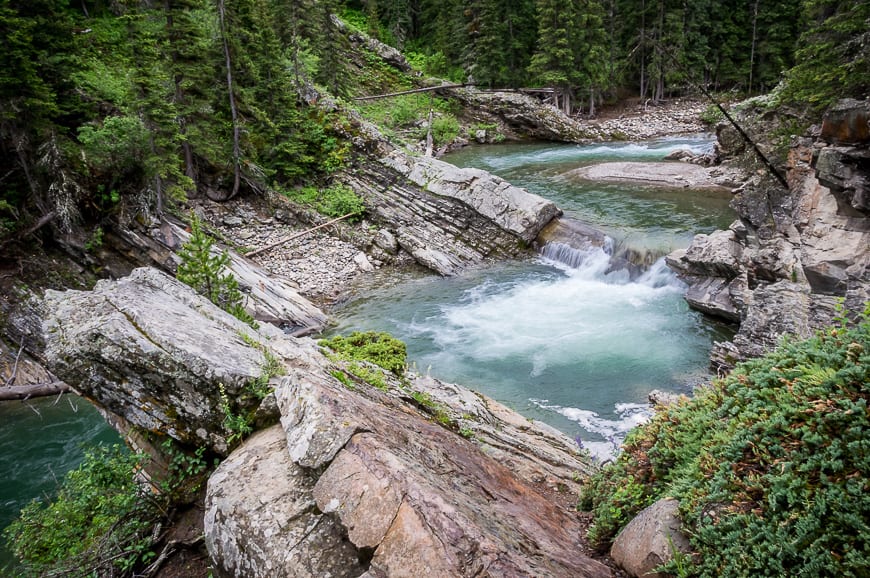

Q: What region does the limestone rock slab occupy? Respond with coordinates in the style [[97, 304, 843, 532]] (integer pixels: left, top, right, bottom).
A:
[[205, 426, 364, 578], [43, 268, 271, 455]]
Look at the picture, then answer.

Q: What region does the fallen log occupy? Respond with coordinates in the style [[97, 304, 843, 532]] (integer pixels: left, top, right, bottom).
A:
[[0, 381, 70, 401]]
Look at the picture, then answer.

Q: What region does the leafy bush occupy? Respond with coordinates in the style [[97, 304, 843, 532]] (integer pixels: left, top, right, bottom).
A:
[[431, 114, 460, 147], [319, 331, 407, 376], [283, 184, 365, 220], [699, 104, 725, 126], [581, 303, 870, 577], [176, 214, 256, 327], [5, 441, 210, 576]]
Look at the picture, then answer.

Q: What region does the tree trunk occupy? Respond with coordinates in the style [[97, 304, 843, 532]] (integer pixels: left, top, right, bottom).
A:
[[639, 0, 647, 99], [748, 0, 759, 93], [217, 0, 241, 201], [164, 2, 196, 183]]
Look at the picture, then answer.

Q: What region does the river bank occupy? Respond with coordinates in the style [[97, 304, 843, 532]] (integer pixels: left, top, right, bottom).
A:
[[197, 99, 724, 312]]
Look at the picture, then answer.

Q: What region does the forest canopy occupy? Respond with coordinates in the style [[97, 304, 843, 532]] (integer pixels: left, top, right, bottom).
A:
[[0, 0, 867, 248]]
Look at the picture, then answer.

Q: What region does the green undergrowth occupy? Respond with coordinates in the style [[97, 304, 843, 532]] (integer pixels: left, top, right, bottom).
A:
[[280, 183, 365, 220], [4, 441, 211, 577], [354, 93, 460, 147], [580, 303, 870, 577], [320, 331, 407, 376], [320, 331, 455, 428]]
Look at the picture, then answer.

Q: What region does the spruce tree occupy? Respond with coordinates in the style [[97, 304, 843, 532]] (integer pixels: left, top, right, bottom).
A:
[[176, 214, 255, 326], [528, 0, 607, 114]]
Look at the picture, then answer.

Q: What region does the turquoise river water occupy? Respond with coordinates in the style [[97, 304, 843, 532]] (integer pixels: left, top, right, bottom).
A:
[[328, 136, 736, 459], [0, 135, 735, 565]]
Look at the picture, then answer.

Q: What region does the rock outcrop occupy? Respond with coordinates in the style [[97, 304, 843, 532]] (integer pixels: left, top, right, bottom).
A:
[[566, 161, 733, 190], [340, 120, 561, 276], [445, 88, 599, 143], [41, 268, 609, 577], [42, 268, 277, 456], [667, 99, 870, 369]]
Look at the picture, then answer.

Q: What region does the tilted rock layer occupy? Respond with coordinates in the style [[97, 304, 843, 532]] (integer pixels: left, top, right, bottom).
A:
[[41, 268, 609, 577], [667, 99, 870, 368]]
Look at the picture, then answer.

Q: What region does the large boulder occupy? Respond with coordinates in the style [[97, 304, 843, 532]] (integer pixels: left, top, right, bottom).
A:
[[270, 361, 609, 577], [205, 426, 364, 578], [610, 498, 691, 578], [42, 268, 280, 455]]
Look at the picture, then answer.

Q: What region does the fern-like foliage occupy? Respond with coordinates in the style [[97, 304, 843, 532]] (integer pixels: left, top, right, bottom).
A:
[[581, 303, 870, 577]]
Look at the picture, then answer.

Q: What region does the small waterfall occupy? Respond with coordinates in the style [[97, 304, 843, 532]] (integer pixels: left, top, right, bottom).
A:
[[540, 241, 605, 270]]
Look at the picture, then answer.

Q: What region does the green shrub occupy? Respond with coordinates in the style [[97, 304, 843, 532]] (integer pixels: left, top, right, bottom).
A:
[[431, 115, 460, 147], [5, 441, 211, 576], [699, 104, 724, 126], [319, 331, 407, 376], [581, 303, 870, 577], [283, 184, 364, 220]]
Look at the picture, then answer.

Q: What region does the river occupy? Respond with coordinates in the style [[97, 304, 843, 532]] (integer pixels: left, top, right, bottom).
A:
[[0, 136, 734, 565], [0, 396, 122, 568], [328, 136, 735, 459]]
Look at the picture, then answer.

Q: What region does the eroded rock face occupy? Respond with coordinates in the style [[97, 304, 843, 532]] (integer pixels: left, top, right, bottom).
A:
[[205, 426, 364, 578], [340, 142, 561, 276], [42, 268, 277, 455], [446, 88, 598, 143], [667, 99, 870, 370], [273, 366, 609, 577], [42, 268, 608, 577]]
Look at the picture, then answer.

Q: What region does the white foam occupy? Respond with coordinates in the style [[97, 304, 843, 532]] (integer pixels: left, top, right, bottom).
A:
[[531, 399, 654, 460]]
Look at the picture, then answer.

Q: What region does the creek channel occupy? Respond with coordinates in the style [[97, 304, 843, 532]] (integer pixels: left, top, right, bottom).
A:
[[329, 135, 736, 459], [0, 135, 734, 565]]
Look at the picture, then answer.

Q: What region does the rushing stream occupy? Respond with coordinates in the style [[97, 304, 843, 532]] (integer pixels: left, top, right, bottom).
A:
[[329, 136, 735, 459], [0, 136, 734, 563]]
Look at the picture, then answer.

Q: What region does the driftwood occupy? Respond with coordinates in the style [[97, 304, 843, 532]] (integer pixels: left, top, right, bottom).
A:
[[0, 381, 71, 401], [245, 211, 358, 259], [352, 83, 471, 101]]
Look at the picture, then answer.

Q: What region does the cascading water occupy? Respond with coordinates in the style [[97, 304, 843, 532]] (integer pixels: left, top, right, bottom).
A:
[[330, 137, 735, 460]]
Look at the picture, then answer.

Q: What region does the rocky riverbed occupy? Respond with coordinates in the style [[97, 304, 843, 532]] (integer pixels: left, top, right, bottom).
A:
[[585, 99, 712, 140], [195, 99, 722, 311]]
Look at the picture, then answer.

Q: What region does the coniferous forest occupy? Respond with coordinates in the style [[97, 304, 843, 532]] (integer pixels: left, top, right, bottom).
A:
[[1, 2, 870, 577], [1, 0, 868, 247]]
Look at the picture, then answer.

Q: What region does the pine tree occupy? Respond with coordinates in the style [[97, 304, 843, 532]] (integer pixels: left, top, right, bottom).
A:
[[780, 0, 868, 110], [176, 214, 256, 326], [475, 0, 537, 88], [528, 0, 607, 114]]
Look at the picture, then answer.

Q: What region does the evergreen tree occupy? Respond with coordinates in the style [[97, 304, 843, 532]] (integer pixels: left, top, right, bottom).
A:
[[780, 0, 869, 110], [474, 0, 537, 88], [315, 0, 350, 94], [177, 214, 255, 326], [528, 0, 607, 114]]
